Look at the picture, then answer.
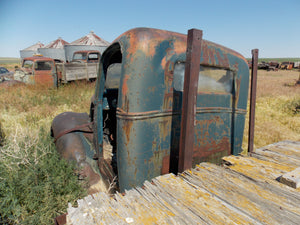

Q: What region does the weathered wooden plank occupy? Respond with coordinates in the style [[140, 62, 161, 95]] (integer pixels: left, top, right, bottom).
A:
[[280, 167, 300, 189], [64, 63, 98, 81], [222, 155, 297, 181], [66, 141, 300, 225], [152, 173, 260, 224], [255, 141, 300, 161], [142, 180, 200, 224], [181, 163, 300, 224], [251, 151, 300, 168]]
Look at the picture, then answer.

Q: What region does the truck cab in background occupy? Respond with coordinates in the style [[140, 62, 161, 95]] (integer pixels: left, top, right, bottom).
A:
[[14, 56, 57, 87], [56, 50, 101, 84]]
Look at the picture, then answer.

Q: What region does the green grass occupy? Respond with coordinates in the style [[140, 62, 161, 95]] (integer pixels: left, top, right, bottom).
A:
[[0, 82, 94, 224], [246, 57, 300, 63], [0, 57, 21, 64], [0, 129, 86, 225], [259, 58, 300, 63]]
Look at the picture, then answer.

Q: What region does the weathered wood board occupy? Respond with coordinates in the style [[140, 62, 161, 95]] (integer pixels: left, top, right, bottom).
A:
[[57, 62, 98, 82], [66, 141, 300, 225]]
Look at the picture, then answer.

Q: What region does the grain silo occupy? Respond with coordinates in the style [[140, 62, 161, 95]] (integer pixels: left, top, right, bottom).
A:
[[64, 31, 109, 62], [20, 42, 44, 59], [38, 37, 70, 62]]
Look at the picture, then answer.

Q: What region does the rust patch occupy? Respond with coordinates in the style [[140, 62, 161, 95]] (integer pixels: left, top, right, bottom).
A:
[[161, 155, 170, 174], [121, 74, 130, 96], [158, 118, 171, 141], [216, 50, 230, 68], [122, 119, 133, 144], [163, 93, 174, 110], [193, 136, 231, 159], [164, 61, 174, 92]]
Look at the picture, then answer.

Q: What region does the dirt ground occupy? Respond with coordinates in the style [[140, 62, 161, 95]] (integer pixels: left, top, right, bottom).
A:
[[256, 69, 300, 97]]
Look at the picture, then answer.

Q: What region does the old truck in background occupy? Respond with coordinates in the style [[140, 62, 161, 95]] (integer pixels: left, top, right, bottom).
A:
[[56, 50, 100, 84], [51, 27, 251, 194], [13, 50, 101, 87], [14, 56, 57, 87]]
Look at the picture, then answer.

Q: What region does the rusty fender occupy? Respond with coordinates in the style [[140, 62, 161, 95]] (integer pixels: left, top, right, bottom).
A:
[[51, 112, 108, 194]]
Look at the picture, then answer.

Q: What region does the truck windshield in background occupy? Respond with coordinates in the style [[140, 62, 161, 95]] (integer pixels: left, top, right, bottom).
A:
[[34, 61, 53, 71], [72, 51, 100, 62], [73, 52, 87, 61], [22, 60, 53, 71], [23, 60, 33, 69]]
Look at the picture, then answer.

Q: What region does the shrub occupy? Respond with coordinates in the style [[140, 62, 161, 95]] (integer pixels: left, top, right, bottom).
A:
[[0, 82, 93, 224], [0, 127, 87, 225]]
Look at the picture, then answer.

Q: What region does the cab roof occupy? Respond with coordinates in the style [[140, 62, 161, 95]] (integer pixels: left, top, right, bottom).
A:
[[23, 56, 55, 62]]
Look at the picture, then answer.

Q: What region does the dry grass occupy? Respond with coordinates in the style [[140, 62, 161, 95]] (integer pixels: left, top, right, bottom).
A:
[[242, 69, 300, 152], [0, 82, 94, 135]]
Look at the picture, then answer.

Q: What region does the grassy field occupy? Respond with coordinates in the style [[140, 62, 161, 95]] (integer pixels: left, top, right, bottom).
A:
[[245, 57, 300, 63], [0, 58, 21, 71], [242, 69, 300, 152], [0, 66, 299, 224]]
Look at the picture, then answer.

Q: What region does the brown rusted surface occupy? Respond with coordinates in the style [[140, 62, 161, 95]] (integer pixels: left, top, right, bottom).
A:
[[53, 122, 93, 143], [51, 112, 93, 140], [248, 49, 259, 153], [121, 117, 134, 144], [51, 112, 108, 194], [54, 213, 67, 225], [193, 136, 230, 159], [178, 29, 203, 173], [14, 56, 56, 86], [161, 154, 170, 174]]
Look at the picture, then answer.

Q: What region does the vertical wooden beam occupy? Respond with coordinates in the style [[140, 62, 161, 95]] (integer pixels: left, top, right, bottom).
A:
[[178, 29, 203, 173], [248, 49, 259, 154]]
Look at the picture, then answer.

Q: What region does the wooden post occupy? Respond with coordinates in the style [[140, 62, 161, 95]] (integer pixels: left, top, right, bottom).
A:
[[248, 49, 259, 154], [178, 29, 203, 173]]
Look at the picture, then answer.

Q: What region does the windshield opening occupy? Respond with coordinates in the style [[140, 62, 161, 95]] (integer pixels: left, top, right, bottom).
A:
[[23, 60, 33, 69], [73, 52, 87, 61], [34, 61, 53, 71], [174, 63, 233, 93]]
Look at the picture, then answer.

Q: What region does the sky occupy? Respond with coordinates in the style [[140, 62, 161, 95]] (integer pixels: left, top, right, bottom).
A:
[[0, 0, 299, 58]]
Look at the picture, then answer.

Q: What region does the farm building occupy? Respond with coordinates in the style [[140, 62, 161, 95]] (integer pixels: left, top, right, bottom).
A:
[[19, 31, 110, 62], [38, 37, 70, 62], [19, 41, 44, 59], [64, 31, 110, 62]]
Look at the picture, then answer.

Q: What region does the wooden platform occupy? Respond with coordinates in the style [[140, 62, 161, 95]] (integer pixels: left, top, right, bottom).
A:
[[66, 141, 300, 225]]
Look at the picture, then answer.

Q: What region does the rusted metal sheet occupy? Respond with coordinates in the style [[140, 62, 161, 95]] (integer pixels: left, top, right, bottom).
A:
[[93, 28, 250, 192]]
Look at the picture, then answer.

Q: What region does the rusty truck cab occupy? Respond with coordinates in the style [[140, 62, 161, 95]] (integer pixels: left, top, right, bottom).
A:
[[92, 28, 249, 192], [14, 56, 57, 87]]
